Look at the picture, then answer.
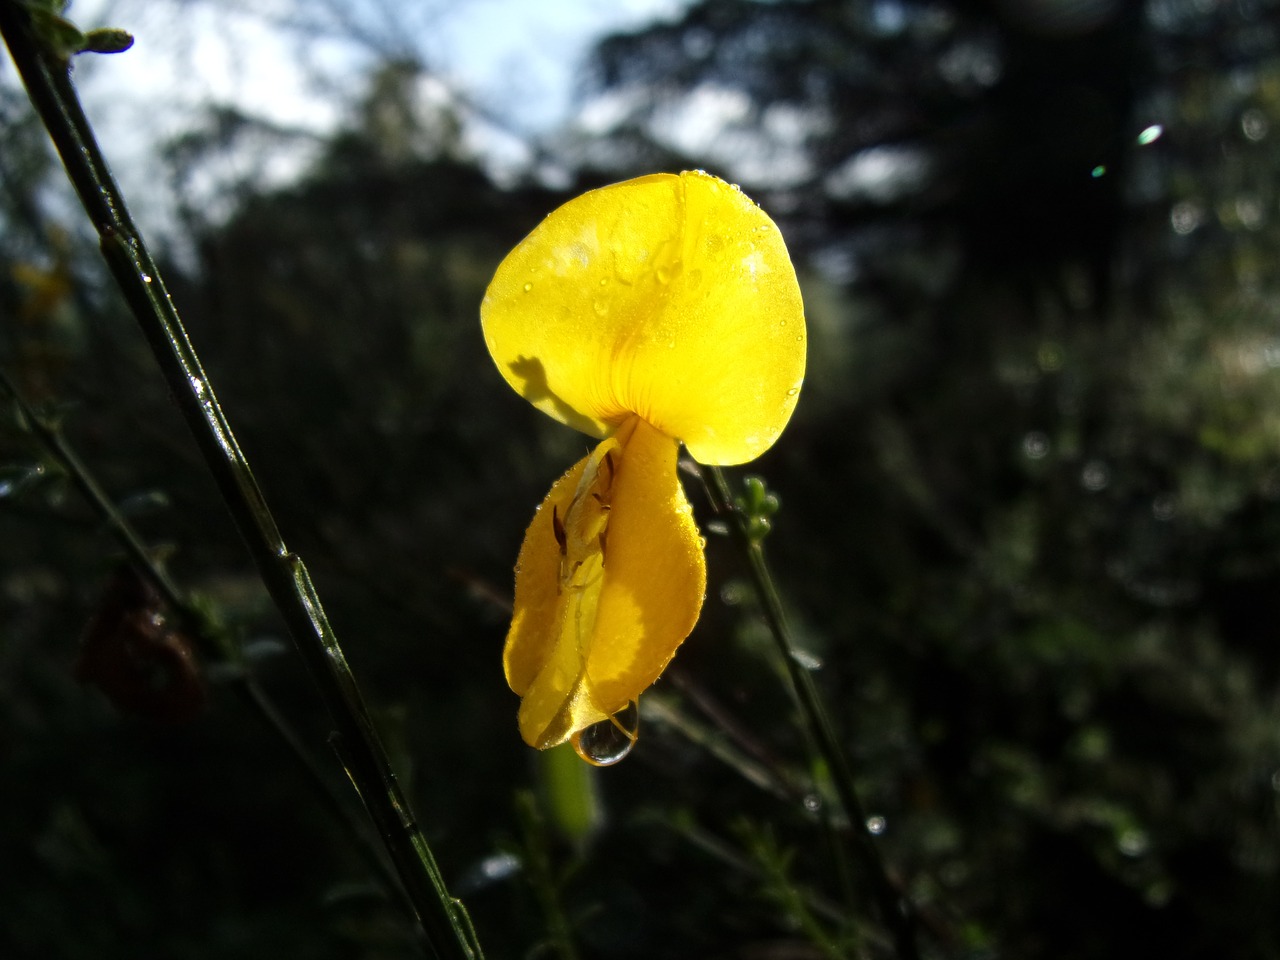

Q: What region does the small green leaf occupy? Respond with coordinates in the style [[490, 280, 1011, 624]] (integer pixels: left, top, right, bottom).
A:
[[80, 28, 134, 55], [539, 743, 602, 842]]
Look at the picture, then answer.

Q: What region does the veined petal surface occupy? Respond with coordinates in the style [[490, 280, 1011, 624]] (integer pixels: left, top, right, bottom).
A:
[[503, 417, 706, 748], [481, 171, 806, 465]]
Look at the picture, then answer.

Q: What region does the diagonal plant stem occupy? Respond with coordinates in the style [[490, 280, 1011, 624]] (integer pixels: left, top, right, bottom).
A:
[[0, 6, 480, 959], [0, 366, 186, 608], [642, 690, 801, 803], [697, 463, 921, 960]]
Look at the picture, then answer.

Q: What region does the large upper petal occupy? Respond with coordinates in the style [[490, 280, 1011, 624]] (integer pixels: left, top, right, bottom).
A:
[[481, 171, 806, 465]]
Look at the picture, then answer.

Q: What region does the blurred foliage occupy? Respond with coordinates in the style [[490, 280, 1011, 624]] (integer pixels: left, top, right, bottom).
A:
[[4, 0, 1280, 957]]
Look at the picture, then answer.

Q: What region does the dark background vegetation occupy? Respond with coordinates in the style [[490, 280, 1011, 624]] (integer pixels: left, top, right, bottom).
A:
[[4, 0, 1280, 956]]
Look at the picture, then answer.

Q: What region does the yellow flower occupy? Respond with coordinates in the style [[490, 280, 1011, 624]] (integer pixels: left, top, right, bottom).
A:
[[482, 171, 805, 758]]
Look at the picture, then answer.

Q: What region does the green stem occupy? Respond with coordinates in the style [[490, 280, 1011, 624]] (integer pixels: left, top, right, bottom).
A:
[[0, 7, 479, 959], [698, 464, 920, 960], [0, 366, 184, 608]]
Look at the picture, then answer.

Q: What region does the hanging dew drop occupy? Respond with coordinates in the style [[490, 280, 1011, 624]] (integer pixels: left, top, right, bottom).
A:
[[571, 700, 640, 766]]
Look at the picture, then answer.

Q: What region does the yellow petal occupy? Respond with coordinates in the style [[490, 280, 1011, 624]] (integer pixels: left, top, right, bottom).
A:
[[502, 435, 619, 744], [481, 171, 805, 465], [503, 416, 706, 748]]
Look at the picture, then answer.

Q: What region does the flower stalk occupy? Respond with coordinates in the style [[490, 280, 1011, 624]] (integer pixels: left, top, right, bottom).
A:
[[698, 464, 921, 960]]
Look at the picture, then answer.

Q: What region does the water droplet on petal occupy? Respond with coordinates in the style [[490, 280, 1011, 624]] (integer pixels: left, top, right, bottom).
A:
[[593, 300, 608, 317], [572, 700, 639, 766], [522, 282, 533, 292], [786, 387, 799, 397]]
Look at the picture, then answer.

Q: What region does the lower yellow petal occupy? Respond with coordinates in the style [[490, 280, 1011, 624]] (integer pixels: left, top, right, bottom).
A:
[[587, 418, 705, 715], [502, 417, 706, 748], [504, 436, 618, 747]]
